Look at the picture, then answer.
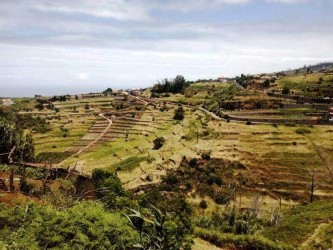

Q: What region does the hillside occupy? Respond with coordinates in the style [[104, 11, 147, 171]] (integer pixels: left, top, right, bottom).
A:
[[1, 70, 333, 249], [282, 62, 333, 75]]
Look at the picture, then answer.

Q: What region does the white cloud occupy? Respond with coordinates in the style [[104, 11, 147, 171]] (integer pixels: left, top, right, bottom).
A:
[[0, 0, 332, 97], [33, 0, 151, 21], [76, 73, 89, 81], [265, 0, 308, 3]]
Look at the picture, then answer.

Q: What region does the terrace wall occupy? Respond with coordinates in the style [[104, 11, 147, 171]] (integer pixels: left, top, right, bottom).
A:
[[227, 114, 333, 125], [268, 93, 332, 104]]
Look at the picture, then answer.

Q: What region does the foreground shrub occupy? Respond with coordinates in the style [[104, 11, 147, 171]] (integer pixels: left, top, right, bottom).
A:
[[195, 228, 291, 250], [124, 204, 193, 250], [0, 202, 136, 249], [92, 169, 129, 209]]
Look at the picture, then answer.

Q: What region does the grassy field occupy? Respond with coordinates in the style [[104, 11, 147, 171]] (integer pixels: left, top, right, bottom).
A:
[[43, 100, 333, 205], [25, 77, 332, 205], [262, 200, 333, 248], [274, 73, 333, 97], [3, 72, 333, 249], [20, 75, 331, 201]]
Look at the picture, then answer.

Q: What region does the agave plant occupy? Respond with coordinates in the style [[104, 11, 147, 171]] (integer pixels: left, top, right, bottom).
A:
[[123, 208, 146, 249], [124, 204, 181, 250]]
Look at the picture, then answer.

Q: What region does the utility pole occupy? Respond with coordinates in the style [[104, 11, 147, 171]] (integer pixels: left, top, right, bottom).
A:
[[310, 171, 317, 203], [8, 146, 16, 193]]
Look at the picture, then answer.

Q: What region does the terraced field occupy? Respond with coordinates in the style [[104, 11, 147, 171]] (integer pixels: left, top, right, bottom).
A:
[[53, 97, 114, 110], [30, 85, 333, 207], [274, 72, 333, 97], [44, 99, 332, 207], [33, 113, 95, 156]]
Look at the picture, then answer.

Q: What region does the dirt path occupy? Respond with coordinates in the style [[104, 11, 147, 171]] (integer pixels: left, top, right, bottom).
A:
[[199, 107, 222, 120], [300, 222, 332, 249], [57, 95, 149, 169], [57, 113, 112, 167], [132, 95, 149, 106]]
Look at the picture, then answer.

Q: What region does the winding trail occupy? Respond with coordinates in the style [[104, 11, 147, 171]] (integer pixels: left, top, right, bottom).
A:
[[57, 113, 112, 167], [199, 107, 222, 120], [57, 94, 149, 167]]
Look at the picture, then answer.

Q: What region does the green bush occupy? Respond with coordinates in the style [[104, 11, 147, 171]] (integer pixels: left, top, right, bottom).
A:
[[153, 137, 166, 150], [92, 169, 129, 209], [174, 106, 185, 120], [195, 228, 290, 250], [0, 202, 136, 249], [262, 201, 333, 247], [282, 87, 290, 95], [201, 152, 211, 160], [189, 158, 198, 167], [110, 156, 148, 172], [284, 122, 296, 127], [295, 128, 311, 135], [199, 200, 208, 209]]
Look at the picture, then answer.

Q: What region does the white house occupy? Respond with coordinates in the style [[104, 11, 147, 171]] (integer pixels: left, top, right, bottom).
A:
[[2, 98, 14, 106], [217, 76, 227, 83]]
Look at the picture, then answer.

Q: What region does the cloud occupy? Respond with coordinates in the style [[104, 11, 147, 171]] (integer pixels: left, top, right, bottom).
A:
[[33, 0, 151, 21], [76, 73, 89, 81], [0, 0, 332, 97], [265, 0, 308, 3]]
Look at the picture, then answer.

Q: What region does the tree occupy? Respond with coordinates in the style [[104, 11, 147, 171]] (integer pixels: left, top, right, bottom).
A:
[[262, 79, 270, 88], [199, 200, 208, 209], [151, 75, 189, 94], [318, 77, 323, 84], [236, 74, 253, 88], [0, 118, 35, 164], [153, 137, 165, 150], [91, 169, 128, 209], [35, 102, 44, 111], [282, 87, 290, 95], [174, 106, 185, 120], [103, 88, 113, 96], [189, 158, 198, 168], [173, 75, 187, 93]]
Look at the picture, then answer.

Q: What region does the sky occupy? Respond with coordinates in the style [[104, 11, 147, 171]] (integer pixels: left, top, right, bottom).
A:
[[0, 0, 333, 97]]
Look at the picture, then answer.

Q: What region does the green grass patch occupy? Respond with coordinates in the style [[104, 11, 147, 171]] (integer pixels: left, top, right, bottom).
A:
[[108, 156, 148, 172], [303, 222, 333, 249], [262, 200, 333, 247], [276, 74, 333, 97], [195, 228, 291, 250], [35, 151, 73, 163]]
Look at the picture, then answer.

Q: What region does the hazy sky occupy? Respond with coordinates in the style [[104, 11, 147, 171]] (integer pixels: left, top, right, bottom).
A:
[[0, 0, 333, 97]]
